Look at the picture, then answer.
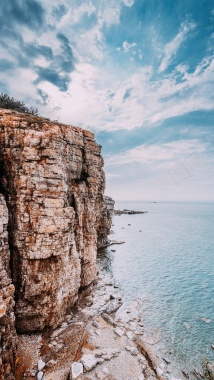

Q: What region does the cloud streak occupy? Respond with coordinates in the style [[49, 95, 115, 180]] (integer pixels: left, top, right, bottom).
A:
[[158, 22, 196, 73], [52, 52, 214, 133], [105, 140, 207, 167]]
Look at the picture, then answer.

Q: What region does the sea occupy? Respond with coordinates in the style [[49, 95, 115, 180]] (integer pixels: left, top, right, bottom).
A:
[[98, 201, 214, 378]]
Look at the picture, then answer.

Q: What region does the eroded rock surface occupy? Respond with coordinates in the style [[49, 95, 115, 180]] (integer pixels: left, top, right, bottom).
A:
[[0, 109, 112, 333], [0, 194, 16, 380], [97, 196, 115, 248]]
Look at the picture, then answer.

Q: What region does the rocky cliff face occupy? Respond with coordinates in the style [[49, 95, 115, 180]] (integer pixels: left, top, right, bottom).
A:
[[97, 196, 115, 248], [0, 195, 16, 380], [0, 110, 112, 341]]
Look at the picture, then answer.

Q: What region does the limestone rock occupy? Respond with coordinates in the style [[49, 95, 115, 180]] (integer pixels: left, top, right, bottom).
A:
[[95, 367, 110, 379], [37, 371, 43, 380], [126, 330, 135, 340], [71, 362, 83, 379], [0, 194, 17, 380], [80, 354, 98, 371], [0, 109, 112, 332], [105, 299, 122, 314], [114, 327, 124, 337], [38, 358, 46, 371], [97, 196, 114, 248], [138, 376, 145, 380], [156, 367, 164, 377]]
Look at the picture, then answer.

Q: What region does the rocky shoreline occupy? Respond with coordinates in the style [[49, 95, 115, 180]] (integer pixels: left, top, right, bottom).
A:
[[15, 263, 214, 380], [15, 265, 178, 380]]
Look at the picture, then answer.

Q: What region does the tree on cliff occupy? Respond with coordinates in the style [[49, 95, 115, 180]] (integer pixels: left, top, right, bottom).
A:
[[0, 93, 38, 115]]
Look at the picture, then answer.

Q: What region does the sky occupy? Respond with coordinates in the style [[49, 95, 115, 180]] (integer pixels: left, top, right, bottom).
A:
[[0, 0, 214, 201]]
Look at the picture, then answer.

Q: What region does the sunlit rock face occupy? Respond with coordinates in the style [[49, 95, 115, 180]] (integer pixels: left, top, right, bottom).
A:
[[0, 194, 16, 380], [0, 109, 112, 333]]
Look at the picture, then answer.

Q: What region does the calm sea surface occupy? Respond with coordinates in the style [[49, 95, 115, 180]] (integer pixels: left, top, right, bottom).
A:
[[98, 202, 214, 376]]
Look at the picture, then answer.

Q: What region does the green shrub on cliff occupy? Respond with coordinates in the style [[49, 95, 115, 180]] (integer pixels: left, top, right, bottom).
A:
[[0, 93, 38, 115]]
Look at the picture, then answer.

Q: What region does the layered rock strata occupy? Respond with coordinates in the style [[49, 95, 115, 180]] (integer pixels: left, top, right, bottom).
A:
[[0, 195, 16, 380], [97, 196, 115, 248], [0, 109, 112, 334]]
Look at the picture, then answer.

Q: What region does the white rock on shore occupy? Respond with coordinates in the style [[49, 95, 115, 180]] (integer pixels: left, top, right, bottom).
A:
[[70, 362, 83, 379], [80, 354, 98, 371], [114, 327, 124, 337], [38, 358, 45, 371]]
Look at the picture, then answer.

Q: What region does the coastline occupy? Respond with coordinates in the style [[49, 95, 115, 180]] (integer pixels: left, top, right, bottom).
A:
[[16, 264, 176, 380], [104, 202, 214, 379]]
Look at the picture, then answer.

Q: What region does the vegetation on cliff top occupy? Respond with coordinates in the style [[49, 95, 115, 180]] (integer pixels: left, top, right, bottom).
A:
[[0, 93, 38, 116]]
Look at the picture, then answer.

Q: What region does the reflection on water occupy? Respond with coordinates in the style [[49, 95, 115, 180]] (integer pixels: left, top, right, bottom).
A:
[[97, 202, 214, 377]]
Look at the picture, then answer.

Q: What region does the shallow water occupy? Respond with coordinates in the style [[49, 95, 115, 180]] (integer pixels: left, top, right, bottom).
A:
[[98, 202, 214, 377]]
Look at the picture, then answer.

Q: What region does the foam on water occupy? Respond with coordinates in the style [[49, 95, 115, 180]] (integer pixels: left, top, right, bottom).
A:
[[98, 202, 214, 377]]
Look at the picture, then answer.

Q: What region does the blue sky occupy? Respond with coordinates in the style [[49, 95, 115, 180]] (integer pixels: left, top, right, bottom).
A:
[[1, 0, 214, 201]]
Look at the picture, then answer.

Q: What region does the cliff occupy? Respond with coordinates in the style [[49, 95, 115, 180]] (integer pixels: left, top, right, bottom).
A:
[[0, 195, 16, 380], [97, 195, 115, 248], [0, 109, 113, 379]]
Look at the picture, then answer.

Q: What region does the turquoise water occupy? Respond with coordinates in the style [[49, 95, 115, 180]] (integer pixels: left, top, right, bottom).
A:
[[98, 202, 214, 376]]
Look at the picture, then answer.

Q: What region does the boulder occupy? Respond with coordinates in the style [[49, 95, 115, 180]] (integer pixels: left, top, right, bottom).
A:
[[71, 362, 83, 379], [105, 299, 122, 314], [80, 354, 98, 371]]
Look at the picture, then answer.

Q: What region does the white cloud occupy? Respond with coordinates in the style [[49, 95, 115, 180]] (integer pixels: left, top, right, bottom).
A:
[[72, 3, 96, 23], [158, 22, 196, 73], [99, 5, 121, 26], [176, 64, 189, 73], [4, 68, 39, 106], [105, 140, 207, 167], [122, 41, 137, 52], [2, 2, 214, 140], [106, 173, 122, 178], [123, 0, 135, 6], [104, 139, 214, 201], [37, 51, 214, 133]]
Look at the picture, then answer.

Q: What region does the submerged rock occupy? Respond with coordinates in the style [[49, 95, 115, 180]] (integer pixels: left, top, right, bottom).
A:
[[206, 362, 214, 380], [200, 317, 212, 323], [183, 322, 191, 330], [182, 370, 189, 378]]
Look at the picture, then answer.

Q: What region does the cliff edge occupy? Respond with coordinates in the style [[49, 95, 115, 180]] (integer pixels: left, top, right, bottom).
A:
[[0, 109, 113, 379]]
